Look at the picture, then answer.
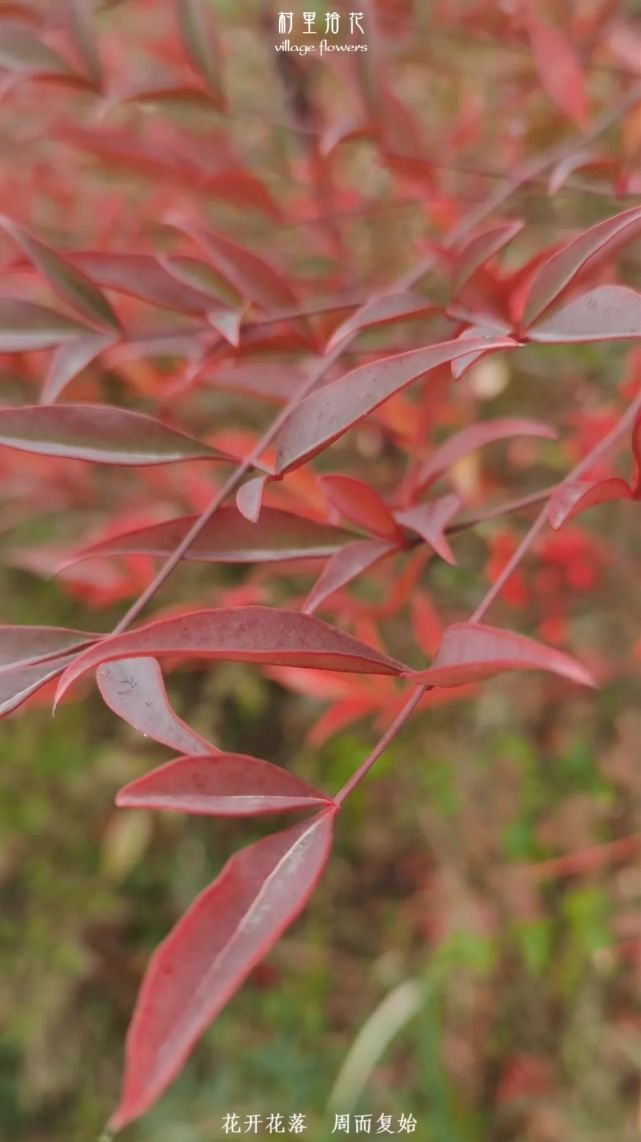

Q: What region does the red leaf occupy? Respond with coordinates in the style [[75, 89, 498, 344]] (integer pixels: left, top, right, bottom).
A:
[[0, 299, 91, 351], [318, 475, 401, 540], [0, 404, 234, 465], [0, 654, 78, 717], [0, 624, 97, 670], [522, 206, 641, 329], [525, 9, 589, 128], [274, 337, 516, 475], [404, 622, 595, 687], [303, 539, 396, 615], [177, 0, 225, 108], [68, 252, 221, 315], [0, 20, 75, 77], [415, 418, 556, 493], [41, 332, 116, 404], [394, 494, 461, 563], [96, 658, 216, 755], [236, 475, 269, 522], [548, 478, 632, 529], [59, 508, 353, 568], [527, 286, 641, 343], [108, 810, 335, 1131], [116, 752, 334, 816], [0, 216, 122, 331], [54, 606, 407, 706], [325, 292, 437, 352], [452, 222, 524, 295], [167, 218, 298, 312]]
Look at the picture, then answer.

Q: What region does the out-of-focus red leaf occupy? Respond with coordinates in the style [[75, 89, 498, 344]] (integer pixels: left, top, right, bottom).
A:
[[394, 494, 461, 563], [547, 477, 632, 528], [325, 292, 437, 352], [452, 222, 524, 295], [522, 206, 641, 329], [67, 0, 103, 88], [167, 218, 298, 312], [68, 252, 220, 315], [0, 20, 76, 77], [318, 474, 401, 540], [0, 217, 122, 330], [0, 404, 234, 465], [54, 606, 407, 705], [59, 508, 353, 568], [176, 0, 225, 108], [525, 9, 589, 128], [42, 332, 117, 403], [547, 152, 616, 194], [303, 539, 396, 615], [526, 285, 641, 343], [415, 418, 556, 493], [404, 622, 595, 687], [108, 810, 335, 1131], [0, 299, 92, 351], [0, 624, 97, 670], [273, 337, 516, 475], [116, 752, 334, 816], [96, 657, 215, 755]]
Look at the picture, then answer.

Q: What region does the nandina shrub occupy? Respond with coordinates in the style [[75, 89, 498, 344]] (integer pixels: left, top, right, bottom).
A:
[[1, 0, 640, 1133]]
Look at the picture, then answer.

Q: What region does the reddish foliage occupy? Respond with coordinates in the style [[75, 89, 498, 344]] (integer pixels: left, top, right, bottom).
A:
[[0, 0, 640, 1130]]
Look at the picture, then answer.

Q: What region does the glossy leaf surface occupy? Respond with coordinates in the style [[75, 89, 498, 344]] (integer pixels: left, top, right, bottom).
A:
[[54, 606, 407, 705], [405, 622, 595, 687], [0, 404, 233, 464], [116, 752, 334, 816], [108, 811, 335, 1130], [97, 658, 215, 755]]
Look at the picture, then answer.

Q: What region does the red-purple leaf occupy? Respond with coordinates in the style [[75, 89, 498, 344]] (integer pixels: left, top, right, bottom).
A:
[[59, 508, 353, 568], [527, 286, 641, 343], [525, 9, 589, 129], [54, 606, 407, 706], [394, 494, 461, 563], [108, 811, 335, 1130], [0, 653, 78, 717], [274, 337, 516, 475], [0, 299, 91, 351], [452, 222, 524, 295], [303, 539, 396, 616], [0, 216, 121, 331], [522, 205, 641, 328], [96, 658, 216, 755], [415, 418, 556, 493], [236, 475, 269, 522], [116, 752, 334, 816], [42, 332, 116, 404], [404, 622, 595, 687], [547, 478, 632, 529], [177, 0, 225, 108], [325, 292, 437, 352], [0, 624, 97, 670], [167, 218, 298, 312], [318, 475, 401, 540], [0, 404, 234, 465], [68, 252, 221, 315]]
